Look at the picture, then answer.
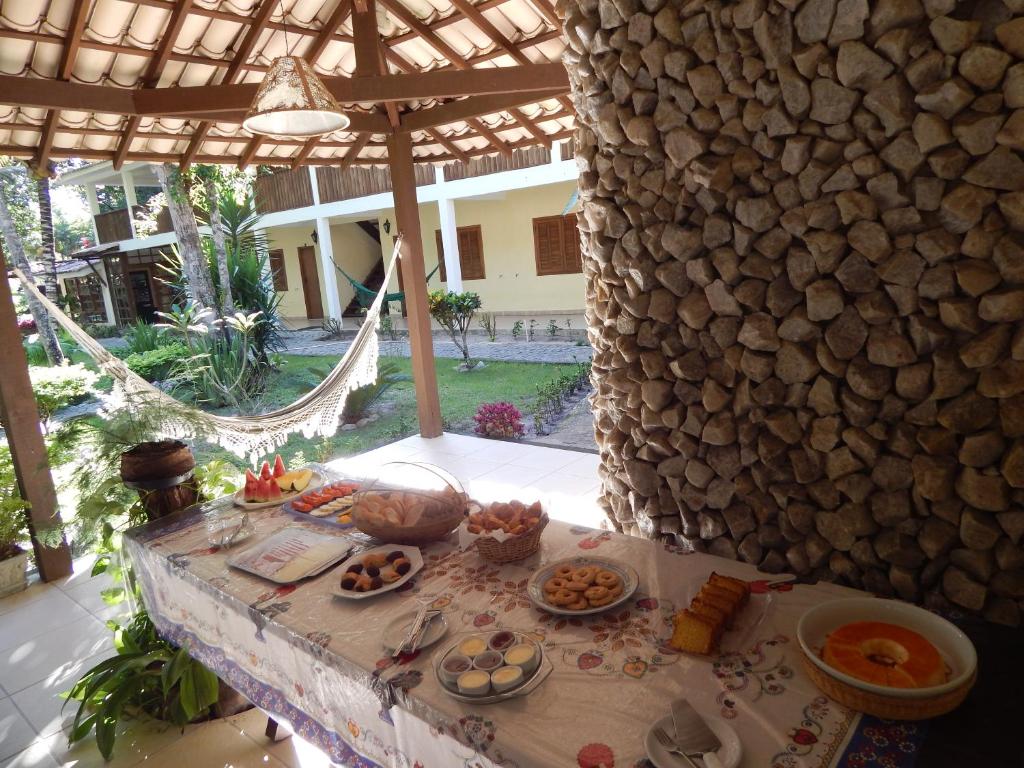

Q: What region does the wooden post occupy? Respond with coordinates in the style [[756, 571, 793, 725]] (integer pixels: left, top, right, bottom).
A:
[[387, 132, 442, 437], [0, 249, 71, 580]]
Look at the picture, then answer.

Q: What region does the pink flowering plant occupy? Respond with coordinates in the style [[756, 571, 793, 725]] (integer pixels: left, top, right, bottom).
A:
[[474, 401, 525, 439], [16, 315, 35, 333]]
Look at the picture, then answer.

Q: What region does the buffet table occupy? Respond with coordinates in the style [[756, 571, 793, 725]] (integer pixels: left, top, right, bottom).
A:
[[125, 497, 928, 768]]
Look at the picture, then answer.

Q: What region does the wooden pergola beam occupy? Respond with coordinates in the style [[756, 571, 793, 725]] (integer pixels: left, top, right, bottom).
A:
[[0, 249, 71, 581], [399, 88, 565, 131], [425, 127, 469, 163], [291, 138, 319, 170], [304, 0, 353, 63], [340, 133, 373, 171], [387, 131, 441, 437], [239, 136, 268, 167]]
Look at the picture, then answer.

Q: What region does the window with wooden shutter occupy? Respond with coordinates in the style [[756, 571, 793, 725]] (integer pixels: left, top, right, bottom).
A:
[[434, 225, 486, 281], [533, 214, 582, 276], [269, 249, 288, 291]]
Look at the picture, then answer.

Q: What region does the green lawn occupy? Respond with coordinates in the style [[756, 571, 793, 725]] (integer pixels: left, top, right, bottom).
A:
[[189, 353, 579, 469]]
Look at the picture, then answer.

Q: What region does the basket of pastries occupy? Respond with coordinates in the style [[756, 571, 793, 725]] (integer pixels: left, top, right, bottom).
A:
[[350, 462, 469, 544], [463, 500, 548, 563]]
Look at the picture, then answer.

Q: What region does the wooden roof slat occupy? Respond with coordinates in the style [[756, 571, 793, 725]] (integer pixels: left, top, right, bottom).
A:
[[291, 138, 320, 169], [239, 136, 268, 167], [305, 0, 354, 63]]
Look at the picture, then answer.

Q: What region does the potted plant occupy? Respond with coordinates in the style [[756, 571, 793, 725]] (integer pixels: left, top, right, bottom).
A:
[[0, 454, 29, 597]]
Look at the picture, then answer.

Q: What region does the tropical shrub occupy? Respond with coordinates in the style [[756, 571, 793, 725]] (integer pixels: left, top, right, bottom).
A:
[[30, 363, 98, 429], [477, 312, 497, 341], [67, 610, 221, 761], [23, 340, 48, 366], [123, 342, 188, 382], [123, 319, 167, 354], [84, 323, 121, 339], [342, 361, 411, 422], [547, 319, 559, 337], [428, 290, 481, 368], [511, 320, 524, 340], [16, 314, 35, 333], [0, 447, 27, 559], [474, 402, 525, 439]]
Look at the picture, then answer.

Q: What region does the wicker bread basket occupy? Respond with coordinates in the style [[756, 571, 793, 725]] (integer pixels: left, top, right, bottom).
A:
[[474, 513, 549, 563], [801, 651, 975, 720], [350, 463, 468, 544]]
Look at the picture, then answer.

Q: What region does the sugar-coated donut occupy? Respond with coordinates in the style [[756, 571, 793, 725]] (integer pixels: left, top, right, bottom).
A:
[[548, 588, 576, 606], [566, 597, 588, 611], [584, 585, 610, 601], [587, 591, 617, 607], [595, 570, 620, 588], [544, 577, 569, 593], [565, 579, 589, 592], [573, 567, 598, 585], [555, 565, 575, 580]]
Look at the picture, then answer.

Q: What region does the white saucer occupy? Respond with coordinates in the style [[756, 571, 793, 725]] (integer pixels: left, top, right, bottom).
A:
[[644, 714, 741, 768], [382, 609, 448, 654]]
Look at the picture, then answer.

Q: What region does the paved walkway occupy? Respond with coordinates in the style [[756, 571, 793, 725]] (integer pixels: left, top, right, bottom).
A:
[[533, 395, 599, 451], [281, 328, 594, 365]]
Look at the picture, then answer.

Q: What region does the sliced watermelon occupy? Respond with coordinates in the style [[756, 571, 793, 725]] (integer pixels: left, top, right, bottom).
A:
[[268, 480, 283, 500], [244, 475, 257, 503], [273, 454, 286, 478], [259, 461, 273, 481], [256, 477, 273, 502]]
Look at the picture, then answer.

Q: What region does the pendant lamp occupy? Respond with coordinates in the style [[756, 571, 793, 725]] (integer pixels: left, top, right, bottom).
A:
[[242, 56, 350, 137]]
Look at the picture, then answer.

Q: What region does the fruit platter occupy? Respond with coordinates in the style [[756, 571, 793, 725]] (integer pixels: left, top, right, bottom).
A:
[[282, 480, 362, 528], [234, 454, 320, 509]]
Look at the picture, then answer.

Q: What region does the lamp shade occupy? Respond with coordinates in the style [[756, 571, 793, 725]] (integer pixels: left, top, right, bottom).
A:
[[242, 56, 350, 137]]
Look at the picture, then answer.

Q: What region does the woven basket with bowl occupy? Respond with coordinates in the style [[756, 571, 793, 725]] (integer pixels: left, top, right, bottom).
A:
[[797, 597, 977, 721], [350, 462, 468, 545], [468, 500, 548, 563]]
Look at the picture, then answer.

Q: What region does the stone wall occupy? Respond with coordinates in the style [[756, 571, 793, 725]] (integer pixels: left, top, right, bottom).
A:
[[564, 0, 1024, 624]]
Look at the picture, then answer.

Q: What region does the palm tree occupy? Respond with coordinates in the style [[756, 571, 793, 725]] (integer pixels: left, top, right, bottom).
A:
[[197, 167, 235, 317], [154, 163, 217, 311], [0, 178, 65, 364], [33, 166, 59, 304]]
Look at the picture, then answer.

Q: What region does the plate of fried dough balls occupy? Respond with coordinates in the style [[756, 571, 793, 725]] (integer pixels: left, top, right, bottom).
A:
[[334, 545, 424, 599], [526, 556, 639, 616]]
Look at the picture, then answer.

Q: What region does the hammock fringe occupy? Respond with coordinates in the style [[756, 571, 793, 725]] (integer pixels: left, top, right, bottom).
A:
[[13, 238, 404, 463]]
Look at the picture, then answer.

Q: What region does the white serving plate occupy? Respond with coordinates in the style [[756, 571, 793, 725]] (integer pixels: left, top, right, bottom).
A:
[[644, 714, 741, 768], [526, 556, 638, 617], [797, 597, 977, 699], [432, 630, 550, 704], [228, 527, 352, 584], [332, 545, 423, 600], [232, 470, 324, 509]]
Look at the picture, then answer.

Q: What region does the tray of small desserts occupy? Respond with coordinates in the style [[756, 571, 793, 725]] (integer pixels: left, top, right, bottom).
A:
[[333, 545, 423, 599], [433, 630, 551, 704], [526, 556, 639, 616]]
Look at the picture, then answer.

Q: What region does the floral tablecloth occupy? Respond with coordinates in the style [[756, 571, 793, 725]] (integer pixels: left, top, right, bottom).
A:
[[125, 499, 925, 768]]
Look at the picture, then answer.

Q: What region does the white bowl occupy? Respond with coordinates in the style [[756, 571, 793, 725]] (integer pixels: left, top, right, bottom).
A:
[[797, 598, 977, 699]]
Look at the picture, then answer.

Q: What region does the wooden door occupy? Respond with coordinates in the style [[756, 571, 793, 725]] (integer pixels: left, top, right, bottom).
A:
[[298, 246, 324, 319]]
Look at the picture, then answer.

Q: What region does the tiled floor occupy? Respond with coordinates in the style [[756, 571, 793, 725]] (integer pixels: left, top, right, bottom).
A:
[[0, 434, 603, 767]]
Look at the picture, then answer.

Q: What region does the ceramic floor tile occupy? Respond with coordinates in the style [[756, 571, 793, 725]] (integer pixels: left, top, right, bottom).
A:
[[559, 452, 602, 479], [463, 440, 538, 465], [0, 580, 53, 618], [138, 719, 291, 768], [465, 465, 557, 502], [43, 717, 185, 768], [0, 615, 111, 695], [0, 699, 37, 761], [505, 445, 583, 471], [0, 739, 59, 768], [61, 574, 131, 623], [0, 590, 90, 655], [11, 651, 110, 739], [227, 708, 336, 768], [53, 554, 101, 593], [530, 472, 602, 497]]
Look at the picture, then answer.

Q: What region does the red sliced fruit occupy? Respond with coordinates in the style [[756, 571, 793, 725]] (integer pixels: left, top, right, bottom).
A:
[[268, 480, 283, 500], [244, 476, 257, 503], [292, 502, 312, 513], [273, 454, 286, 478], [259, 461, 273, 481], [256, 478, 273, 502]]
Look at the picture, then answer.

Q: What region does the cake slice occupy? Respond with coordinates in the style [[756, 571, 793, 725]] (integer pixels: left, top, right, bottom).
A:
[[689, 597, 729, 630], [697, 584, 742, 625], [709, 572, 750, 604], [670, 610, 720, 655]]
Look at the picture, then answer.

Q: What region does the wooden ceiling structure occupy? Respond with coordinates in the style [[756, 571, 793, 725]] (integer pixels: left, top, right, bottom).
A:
[[0, 0, 579, 582], [0, 0, 573, 172]]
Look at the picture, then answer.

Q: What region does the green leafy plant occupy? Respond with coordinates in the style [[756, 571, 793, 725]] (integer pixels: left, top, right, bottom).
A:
[[123, 342, 188, 382], [23, 340, 48, 366], [342, 361, 411, 422], [378, 314, 396, 341], [66, 610, 220, 761], [528, 319, 537, 342], [511, 320, 524, 340], [546, 319, 559, 337], [0, 446, 28, 560], [84, 323, 121, 339], [427, 290, 482, 368], [477, 312, 498, 342], [123, 320, 167, 354], [321, 317, 343, 339], [30, 363, 98, 432]]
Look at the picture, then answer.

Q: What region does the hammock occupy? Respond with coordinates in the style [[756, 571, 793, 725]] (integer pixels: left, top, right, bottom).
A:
[[333, 258, 442, 308], [13, 238, 404, 462]]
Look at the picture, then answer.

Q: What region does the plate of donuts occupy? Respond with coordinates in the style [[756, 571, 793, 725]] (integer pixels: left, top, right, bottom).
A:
[[333, 545, 423, 599], [526, 556, 639, 616]]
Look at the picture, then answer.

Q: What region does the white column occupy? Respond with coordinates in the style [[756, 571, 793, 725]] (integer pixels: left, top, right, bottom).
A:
[[121, 169, 138, 239], [316, 216, 343, 322], [84, 185, 101, 245], [551, 140, 563, 165], [435, 167, 462, 292], [97, 262, 117, 326]]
